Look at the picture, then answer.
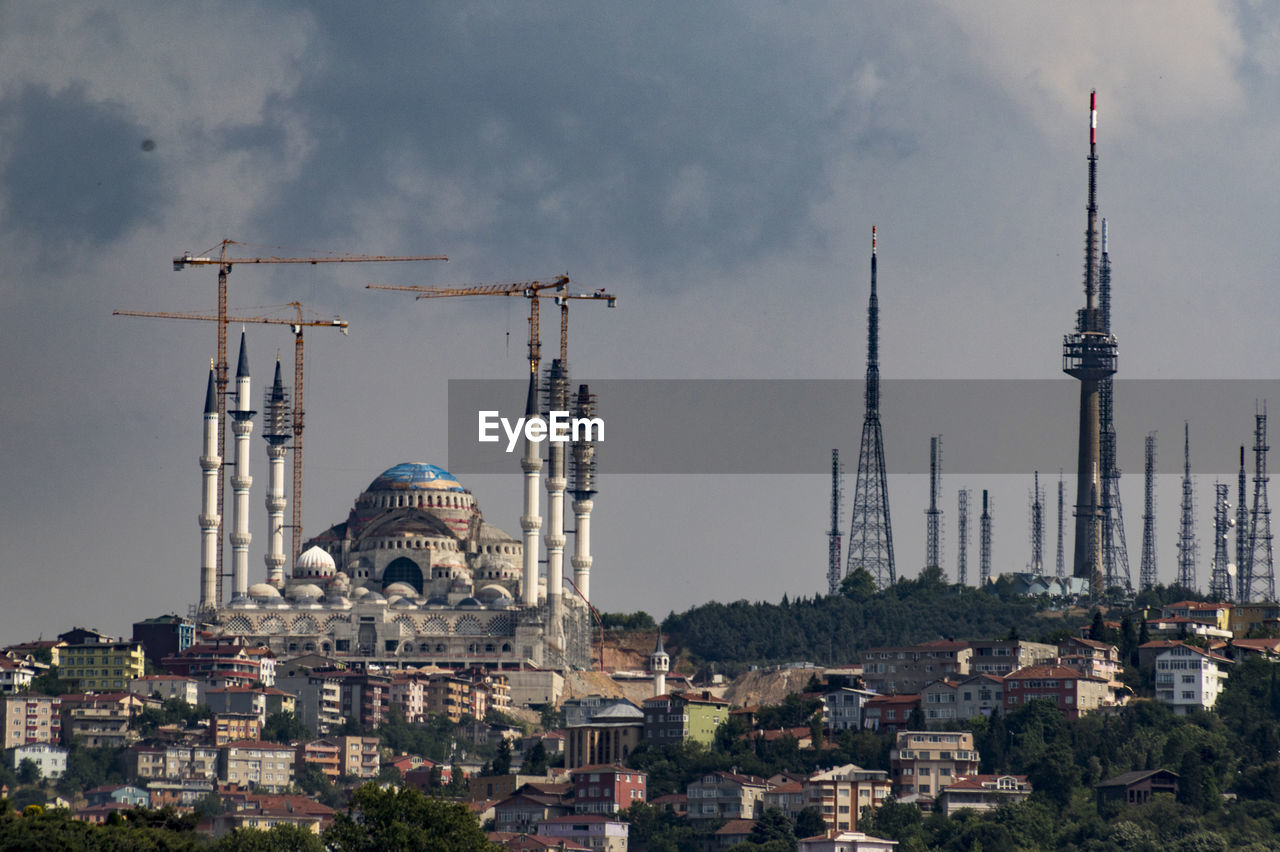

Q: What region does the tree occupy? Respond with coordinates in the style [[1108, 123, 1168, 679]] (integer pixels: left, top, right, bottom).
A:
[[324, 783, 498, 851], [213, 823, 326, 851], [522, 740, 549, 776], [263, 711, 311, 745], [750, 806, 796, 848], [793, 806, 827, 841], [492, 738, 512, 776], [16, 758, 39, 785]]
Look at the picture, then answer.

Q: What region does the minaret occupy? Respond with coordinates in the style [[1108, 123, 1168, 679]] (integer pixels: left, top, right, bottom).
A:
[[651, 633, 670, 697], [198, 364, 222, 612], [570, 384, 599, 602], [229, 332, 255, 599], [520, 372, 543, 607], [1062, 90, 1118, 591], [544, 359, 568, 645], [846, 226, 896, 588], [262, 356, 291, 587]]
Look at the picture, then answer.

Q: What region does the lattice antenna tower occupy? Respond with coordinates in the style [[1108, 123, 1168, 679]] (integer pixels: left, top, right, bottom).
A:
[[925, 436, 943, 569], [1029, 472, 1044, 573], [957, 489, 971, 586], [1097, 220, 1132, 592], [1246, 404, 1276, 602], [827, 449, 845, 595], [980, 490, 993, 586], [1209, 483, 1233, 601], [846, 226, 896, 588], [1139, 432, 1158, 591], [1176, 422, 1198, 590], [1237, 446, 1251, 602], [1056, 472, 1066, 578]]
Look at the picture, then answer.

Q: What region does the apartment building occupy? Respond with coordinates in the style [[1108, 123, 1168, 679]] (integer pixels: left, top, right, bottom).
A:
[[889, 731, 980, 800], [218, 741, 296, 791], [1, 695, 61, 748], [1154, 643, 1233, 714], [685, 771, 769, 821], [803, 764, 891, 832], [60, 641, 146, 693], [1003, 665, 1122, 719], [860, 640, 971, 695], [642, 692, 729, 745]]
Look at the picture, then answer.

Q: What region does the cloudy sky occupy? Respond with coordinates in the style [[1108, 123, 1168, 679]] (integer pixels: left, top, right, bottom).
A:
[[3, 1, 1279, 646]]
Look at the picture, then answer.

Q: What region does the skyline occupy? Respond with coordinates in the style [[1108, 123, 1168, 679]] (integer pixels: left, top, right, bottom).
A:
[[4, 2, 1280, 644]]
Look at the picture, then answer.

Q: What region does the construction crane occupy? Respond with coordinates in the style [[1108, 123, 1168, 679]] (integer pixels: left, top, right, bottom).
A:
[[366, 275, 617, 379], [171, 240, 446, 598], [114, 302, 349, 598]]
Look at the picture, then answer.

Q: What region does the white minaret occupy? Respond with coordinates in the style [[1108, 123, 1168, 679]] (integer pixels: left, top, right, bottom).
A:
[[520, 373, 543, 607], [545, 361, 567, 643], [198, 364, 222, 612], [262, 357, 290, 587], [570, 384, 598, 602], [651, 633, 670, 697], [229, 332, 255, 599]]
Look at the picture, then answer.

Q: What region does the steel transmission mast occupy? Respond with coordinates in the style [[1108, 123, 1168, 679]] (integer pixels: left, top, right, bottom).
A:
[[1237, 446, 1251, 602], [1210, 483, 1233, 600], [1030, 472, 1044, 573], [980, 490, 993, 586], [957, 489, 971, 586], [846, 227, 896, 588], [1097, 221, 1132, 592], [1140, 433, 1158, 591], [1245, 405, 1276, 602], [925, 436, 943, 569], [1056, 473, 1066, 578], [827, 449, 845, 595], [1176, 422, 1198, 590], [1062, 91, 1118, 592]]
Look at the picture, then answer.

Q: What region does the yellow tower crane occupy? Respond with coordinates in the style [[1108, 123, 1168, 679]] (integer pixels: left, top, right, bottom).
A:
[[114, 302, 349, 600]]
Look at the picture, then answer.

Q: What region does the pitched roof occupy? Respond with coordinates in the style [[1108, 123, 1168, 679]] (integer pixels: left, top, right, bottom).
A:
[[1096, 768, 1179, 788]]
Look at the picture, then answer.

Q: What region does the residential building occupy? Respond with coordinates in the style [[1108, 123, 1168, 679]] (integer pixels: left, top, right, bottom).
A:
[[642, 692, 728, 746], [204, 686, 297, 725], [274, 673, 344, 734], [935, 774, 1031, 816], [211, 711, 262, 745], [803, 764, 891, 833], [1161, 601, 1232, 632], [860, 640, 971, 695], [423, 672, 472, 722], [128, 675, 200, 705], [710, 819, 758, 850], [1153, 643, 1233, 714], [919, 679, 961, 724], [9, 743, 67, 779], [59, 693, 146, 748], [1095, 769, 1179, 806], [798, 830, 898, 852], [823, 688, 876, 732], [2, 640, 65, 668], [218, 740, 296, 791], [889, 731, 980, 800], [297, 735, 380, 779], [85, 783, 150, 808], [1057, 638, 1123, 681], [762, 781, 806, 821], [1142, 616, 1231, 642], [389, 673, 428, 722], [145, 777, 215, 809], [161, 639, 275, 686], [471, 773, 557, 803], [1228, 602, 1280, 637], [1, 695, 61, 748], [861, 694, 919, 734], [132, 615, 196, 668], [493, 785, 574, 833], [536, 815, 629, 852], [569, 765, 646, 814], [1003, 665, 1123, 719], [1229, 638, 1280, 661], [952, 674, 1004, 720], [0, 655, 39, 693], [60, 641, 146, 693], [967, 640, 1057, 677], [58, 627, 116, 646], [210, 794, 335, 837], [685, 771, 769, 821], [567, 703, 644, 769]]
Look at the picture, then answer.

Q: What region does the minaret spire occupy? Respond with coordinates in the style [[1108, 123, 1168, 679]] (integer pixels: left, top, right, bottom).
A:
[[229, 331, 256, 599], [262, 354, 291, 587], [520, 371, 543, 607], [198, 363, 222, 612], [846, 226, 896, 588]]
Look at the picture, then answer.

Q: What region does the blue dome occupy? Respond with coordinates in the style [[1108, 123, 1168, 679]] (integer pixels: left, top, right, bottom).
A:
[[368, 463, 465, 493]]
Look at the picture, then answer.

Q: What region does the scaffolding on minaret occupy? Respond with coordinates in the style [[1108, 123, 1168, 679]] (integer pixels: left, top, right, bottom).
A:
[[1056, 472, 1066, 578], [925, 436, 943, 569], [1210, 483, 1233, 601], [847, 227, 896, 589], [1030, 472, 1044, 574], [1140, 432, 1158, 591], [980, 490, 993, 586], [1237, 445, 1250, 603], [1244, 405, 1276, 602], [827, 449, 845, 596], [1097, 221, 1132, 592], [1176, 422, 1198, 591], [957, 489, 971, 586]]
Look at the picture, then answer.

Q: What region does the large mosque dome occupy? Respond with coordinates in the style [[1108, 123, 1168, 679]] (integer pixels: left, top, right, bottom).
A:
[[367, 463, 466, 493]]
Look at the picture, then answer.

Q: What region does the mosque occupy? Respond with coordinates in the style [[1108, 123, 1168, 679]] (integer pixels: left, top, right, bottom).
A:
[[193, 333, 595, 671]]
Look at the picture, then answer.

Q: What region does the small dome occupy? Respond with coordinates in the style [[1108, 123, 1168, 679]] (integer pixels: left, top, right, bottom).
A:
[[326, 595, 351, 609], [350, 586, 371, 599], [392, 597, 418, 609], [362, 592, 387, 605], [457, 597, 483, 608], [383, 582, 418, 598], [296, 546, 336, 576], [291, 583, 324, 600], [476, 584, 513, 603], [425, 596, 449, 608], [249, 583, 281, 599]]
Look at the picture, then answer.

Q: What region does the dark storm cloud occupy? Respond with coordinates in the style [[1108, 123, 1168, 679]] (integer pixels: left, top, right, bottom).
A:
[[0, 83, 167, 247], [249, 3, 867, 285]]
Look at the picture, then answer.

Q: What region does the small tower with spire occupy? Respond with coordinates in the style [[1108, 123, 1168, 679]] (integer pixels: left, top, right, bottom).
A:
[[198, 363, 222, 613], [262, 355, 291, 587], [651, 633, 670, 698], [229, 331, 256, 599]]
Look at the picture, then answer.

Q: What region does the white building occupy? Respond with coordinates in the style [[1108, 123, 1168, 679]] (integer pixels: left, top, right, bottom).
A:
[[128, 675, 200, 705], [824, 687, 877, 732], [798, 831, 897, 852], [1154, 644, 1233, 714], [10, 743, 68, 779], [0, 656, 39, 694]]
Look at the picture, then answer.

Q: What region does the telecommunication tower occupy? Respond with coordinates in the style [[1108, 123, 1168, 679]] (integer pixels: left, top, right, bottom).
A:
[[827, 449, 845, 595], [1139, 433, 1158, 591], [1209, 483, 1233, 600], [1176, 422, 1198, 590], [1244, 405, 1276, 602], [1237, 446, 1250, 602], [1097, 221, 1131, 591], [957, 489, 971, 586], [980, 490, 993, 586], [1056, 472, 1066, 578], [925, 436, 943, 569], [1029, 473, 1045, 573], [846, 227, 896, 588]]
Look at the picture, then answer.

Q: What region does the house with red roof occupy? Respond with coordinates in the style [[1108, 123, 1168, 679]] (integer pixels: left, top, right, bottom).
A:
[[1003, 665, 1124, 719]]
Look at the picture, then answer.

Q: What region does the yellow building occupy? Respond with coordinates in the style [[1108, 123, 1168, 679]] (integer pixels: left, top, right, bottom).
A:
[[61, 642, 146, 692]]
